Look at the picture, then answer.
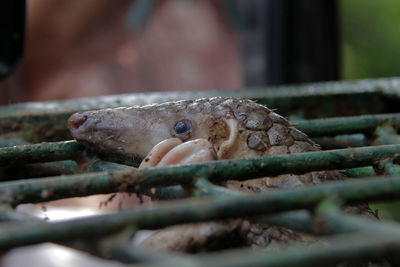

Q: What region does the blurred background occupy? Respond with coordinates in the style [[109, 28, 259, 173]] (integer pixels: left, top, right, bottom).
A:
[[1, 0, 400, 217], [1, 1, 400, 265], [1, 0, 400, 105]]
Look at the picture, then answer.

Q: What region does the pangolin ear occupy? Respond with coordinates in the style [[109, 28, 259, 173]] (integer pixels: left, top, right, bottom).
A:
[[217, 119, 239, 159]]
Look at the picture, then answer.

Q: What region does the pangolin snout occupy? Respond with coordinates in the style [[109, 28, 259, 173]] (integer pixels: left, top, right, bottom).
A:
[[68, 113, 88, 130]]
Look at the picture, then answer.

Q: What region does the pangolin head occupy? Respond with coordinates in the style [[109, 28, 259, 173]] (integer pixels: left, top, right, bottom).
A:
[[68, 97, 294, 165]]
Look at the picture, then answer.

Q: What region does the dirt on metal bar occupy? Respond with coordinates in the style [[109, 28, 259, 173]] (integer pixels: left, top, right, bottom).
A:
[[295, 113, 400, 137], [190, 234, 398, 267], [1, 78, 400, 265], [0, 144, 399, 204], [1, 77, 393, 116], [2, 176, 400, 251], [2, 77, 400, 144], [0, 160, 79, 181], [0, 141, 85, 167]]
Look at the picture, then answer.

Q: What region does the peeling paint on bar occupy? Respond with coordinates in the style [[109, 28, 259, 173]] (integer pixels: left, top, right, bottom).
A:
[[295, 113, 400, 137], [342, 167, 376, 178], [0, 144, 399, 205], [0, 141, 85, 167], [191, 234, 398, 267], [2, 176, 400, 251], [0, 160, 79, 181], [2, 77, 394, 115], [313, 134, 367, 149], [1, 76, 400, 143], [1, 77, 400, 265]]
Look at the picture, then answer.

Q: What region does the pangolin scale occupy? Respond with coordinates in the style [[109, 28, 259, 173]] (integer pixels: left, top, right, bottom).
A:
[[68, 97, 379, 257]]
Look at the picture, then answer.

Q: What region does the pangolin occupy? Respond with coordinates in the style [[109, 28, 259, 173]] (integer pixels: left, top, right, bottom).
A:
[[68, 97, 376, 253]]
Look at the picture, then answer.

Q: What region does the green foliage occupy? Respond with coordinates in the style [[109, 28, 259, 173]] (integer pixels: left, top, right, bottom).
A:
[[340, 0, 400, 79], [341, 1, 400, 220]]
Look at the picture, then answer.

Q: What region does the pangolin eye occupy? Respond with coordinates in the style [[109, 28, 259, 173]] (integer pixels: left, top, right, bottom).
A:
[[174, 120, 192, 139]]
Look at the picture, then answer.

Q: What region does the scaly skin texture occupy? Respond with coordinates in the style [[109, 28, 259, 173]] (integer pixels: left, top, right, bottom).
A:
[[68, 97, 376, 253]]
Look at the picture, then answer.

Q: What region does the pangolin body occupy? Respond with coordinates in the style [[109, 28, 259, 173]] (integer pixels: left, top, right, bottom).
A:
[[68, 97, 376, 252]]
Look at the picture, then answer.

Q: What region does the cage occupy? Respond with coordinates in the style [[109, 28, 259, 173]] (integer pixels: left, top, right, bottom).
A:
[[1, 77, 400, 266]]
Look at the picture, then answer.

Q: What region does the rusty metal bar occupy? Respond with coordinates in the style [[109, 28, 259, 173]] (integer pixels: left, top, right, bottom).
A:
[[0, 141, 84, 167], [2, 77, 390, 115], [1, 78, 400, 265], [313, 134, 367, 149], [375, 159, 400, 176], [256, 210, 315, 234], [295, 113, 400, 137], [193, 179, 318, 234], [2, 175, 400, 251], [342, 166, 376, 178], [189, 234, 397, 267], [2, 113, 400, 161], [1, 77, 400, 144], [315, 199, 398, 236], [71, 226, 192, 265], [1, 144, 400, 204], [193, 178, 244, 197], [86, 159, 133, 172], [0, 134, 28, 147], [0, 160, 79, 181], [373, 124, 400, 145]]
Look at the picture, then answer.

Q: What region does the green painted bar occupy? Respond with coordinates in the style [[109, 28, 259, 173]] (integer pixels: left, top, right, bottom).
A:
[[0, 134, 29, 148], [342, 166, 376, 178], [366, 124, 400, 176], [1, 117, 397, 168], [2, 176, 400, 251], [373, 124, 400, 145], [0, 77, 389, 116], [149, 186, 186, 200], [78, 159, 377, 199], [317, 208, 400, 237], [0, 160, 79, 181], [0, 112, 73, 143], [1, 144, 400, 205], [193, 178, 244, 197], [295, 113, 400, 137], [193, 180, 371, 236], [193, 179, 318, 235], [105, 241, 192, 265], [99, 213, 315, 264], [0, 112, 71, 133], [86, 159, 184, 199], [313, 134, 367, 149], [190, 234, 397, 267], [256, 210, 315, 234], [109, 216, 388, 266], [195, 180, 390, 237], [1, 77, 400, 143], [0, 141, 84, 167], [375, 159, 400, 176], [85, 159, 133, 172], [2, 111, 400, 145], [2, 78, 400, 265], [86, 159, 186, 199], [193, 179, 318, 234], [314, 198, 400, 244], [105, 232, 399, 266]]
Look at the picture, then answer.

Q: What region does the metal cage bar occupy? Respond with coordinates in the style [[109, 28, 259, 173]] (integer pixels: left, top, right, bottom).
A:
[[2, 77, 400, 265]]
